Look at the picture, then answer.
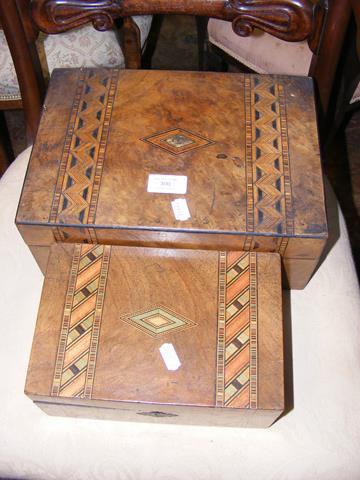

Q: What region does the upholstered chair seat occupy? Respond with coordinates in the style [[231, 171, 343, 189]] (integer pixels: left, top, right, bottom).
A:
[[208, 19, 360, 104], [0, 16, 152, 101]]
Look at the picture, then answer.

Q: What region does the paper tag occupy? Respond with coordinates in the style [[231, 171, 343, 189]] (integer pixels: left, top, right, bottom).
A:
[[147, 174, 187, 194], [159, 343, 181, 371], [171, 198, 191, 221]]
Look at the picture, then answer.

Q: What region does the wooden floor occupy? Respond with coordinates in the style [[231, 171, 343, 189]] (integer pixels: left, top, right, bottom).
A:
[[3, 15, 360, 277]]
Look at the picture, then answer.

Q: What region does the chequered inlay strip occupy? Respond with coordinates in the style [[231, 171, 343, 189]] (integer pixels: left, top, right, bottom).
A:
[[216, 252, 258, 408], [120, 305, 197, 338], [51, 244, 111, 399], [141, 128, 215, 155], [49, 68, 119, 229], [245, 75, 294, 237]]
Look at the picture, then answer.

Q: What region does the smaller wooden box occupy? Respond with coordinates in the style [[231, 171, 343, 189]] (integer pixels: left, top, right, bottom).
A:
[[25, 244, 284, 428]]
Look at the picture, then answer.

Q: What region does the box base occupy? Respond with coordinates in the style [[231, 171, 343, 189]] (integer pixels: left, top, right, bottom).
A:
[[32, 397, 282, 428]]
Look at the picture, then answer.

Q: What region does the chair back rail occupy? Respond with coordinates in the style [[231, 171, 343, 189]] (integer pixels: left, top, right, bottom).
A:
[[30, 0, 354, 121], [32, 0, 314, 42]]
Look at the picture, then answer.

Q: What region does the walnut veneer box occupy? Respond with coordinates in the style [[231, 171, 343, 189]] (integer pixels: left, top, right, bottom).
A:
[[25, 245, 284, 428], [16, 68, 327, 288]]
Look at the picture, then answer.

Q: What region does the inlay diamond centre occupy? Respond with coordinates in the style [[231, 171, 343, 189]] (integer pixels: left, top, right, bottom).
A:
[[120, 305, 197, 338], [163, 134, 195, 148], [141, 128, 215, 155]]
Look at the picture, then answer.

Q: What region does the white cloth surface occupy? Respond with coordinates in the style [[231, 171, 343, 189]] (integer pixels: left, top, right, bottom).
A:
[[0, 147, 360, 480]]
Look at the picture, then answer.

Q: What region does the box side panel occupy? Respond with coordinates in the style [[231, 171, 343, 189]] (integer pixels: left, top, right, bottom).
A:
[[28, 245, 50, 274], [282, 236, 327, 288], [284, 236, 326, 260], [32, 397, 282, 428], [19, 220, 324, 289], [17, 224, 55, 246], [283, 257, 322, 290]]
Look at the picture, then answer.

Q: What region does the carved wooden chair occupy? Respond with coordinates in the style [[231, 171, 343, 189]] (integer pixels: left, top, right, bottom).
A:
[[206, 0, 359, 129], [30, 0, 357, 132], [0, 0, 152, 175]]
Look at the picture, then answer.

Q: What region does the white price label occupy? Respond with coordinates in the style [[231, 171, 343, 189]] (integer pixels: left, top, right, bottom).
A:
[[147, 174, 187, 194], [171, 198, 191, 221], [159, 343, 181, 371]]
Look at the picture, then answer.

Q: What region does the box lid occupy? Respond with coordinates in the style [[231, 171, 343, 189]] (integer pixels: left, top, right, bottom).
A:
[[25, 244, 284, 427], [17, 68, 327, 247]]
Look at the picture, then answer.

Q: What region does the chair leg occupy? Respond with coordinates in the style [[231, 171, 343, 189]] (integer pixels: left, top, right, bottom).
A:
[[116, 17, 142, 69], [195, 16, 209, 71], [0, 111, 14, 177], [142, 15, 164, 69], [324, 18, 360, 146]]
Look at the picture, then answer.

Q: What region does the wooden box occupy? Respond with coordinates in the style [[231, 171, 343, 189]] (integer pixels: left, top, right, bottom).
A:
[[16, 68, 327, 288], [25, 245, 284, 428]]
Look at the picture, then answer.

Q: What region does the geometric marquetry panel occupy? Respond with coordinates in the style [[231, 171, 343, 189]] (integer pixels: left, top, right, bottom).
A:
[[216, 251, 258, 409], [244, 75, 294, 235], [51, 244, 111, 399], [49, 68, 119, 227], [141, 127, 215, 155], [120, 305, 197, 338]]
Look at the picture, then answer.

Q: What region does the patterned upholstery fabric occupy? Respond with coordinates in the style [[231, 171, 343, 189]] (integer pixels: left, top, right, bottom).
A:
[[208, 18, 360, 103], [0, 30, 20, 100], [0, 16, 152, 101]]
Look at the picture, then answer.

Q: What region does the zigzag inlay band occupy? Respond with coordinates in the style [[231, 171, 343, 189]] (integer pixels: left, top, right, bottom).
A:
[[51, 244, 111, 399], [244, 75, 294, 238], [216, 252, 258, 409], [49, 68, 119, 231]]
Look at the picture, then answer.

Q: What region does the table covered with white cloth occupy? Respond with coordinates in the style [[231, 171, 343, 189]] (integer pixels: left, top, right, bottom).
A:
[[0, 147, 359, 480]]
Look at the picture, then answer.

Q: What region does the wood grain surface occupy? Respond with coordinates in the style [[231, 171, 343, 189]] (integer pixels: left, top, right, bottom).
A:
[[25, 244, 284, 427], [16, 68, 327, 288]]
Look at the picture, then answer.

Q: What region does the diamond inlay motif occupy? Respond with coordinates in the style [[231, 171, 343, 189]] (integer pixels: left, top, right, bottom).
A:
[[141, 128, 215, 155], [120, 305, 197, 338]]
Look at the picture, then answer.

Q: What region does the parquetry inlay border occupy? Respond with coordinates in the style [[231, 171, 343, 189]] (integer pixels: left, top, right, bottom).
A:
[[49, 68, 119, 242], [51, 244, 111, 399], [244, 75, 294, 238], [216, 251, 258, 409]]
